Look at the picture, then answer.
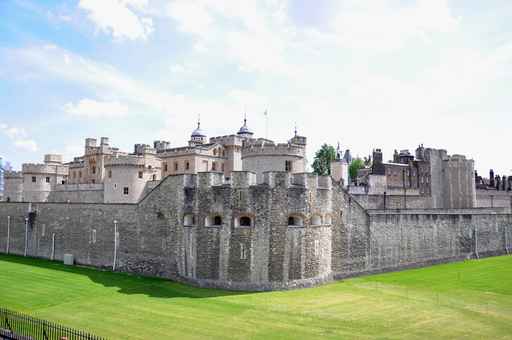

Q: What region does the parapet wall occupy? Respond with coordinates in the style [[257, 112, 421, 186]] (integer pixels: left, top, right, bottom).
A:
[[242, 143, 305, 158], [22, 163, 68, 176], [0, 171, 510, 291], [47, 184, 104, 203]]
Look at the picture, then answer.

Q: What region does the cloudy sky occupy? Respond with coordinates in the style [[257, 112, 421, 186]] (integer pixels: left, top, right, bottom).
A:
[[1, 0, 511, 176]]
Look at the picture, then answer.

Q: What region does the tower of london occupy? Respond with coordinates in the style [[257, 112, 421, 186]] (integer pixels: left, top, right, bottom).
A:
[[0, 119, 511, 291]]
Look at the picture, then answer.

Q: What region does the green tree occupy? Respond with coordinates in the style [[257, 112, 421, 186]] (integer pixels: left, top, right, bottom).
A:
[[312, 144, 336, 176], [349, 158, 365, 182]]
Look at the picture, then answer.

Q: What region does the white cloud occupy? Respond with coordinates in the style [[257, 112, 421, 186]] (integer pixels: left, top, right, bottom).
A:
[[0, 124, 38, 152], [328, 0, 459, 50], [64, 99, 130, 119], [79, 0, 154, 41]]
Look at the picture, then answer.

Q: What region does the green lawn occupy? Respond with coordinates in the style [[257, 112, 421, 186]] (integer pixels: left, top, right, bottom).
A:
[[1, 255, 511, 339]]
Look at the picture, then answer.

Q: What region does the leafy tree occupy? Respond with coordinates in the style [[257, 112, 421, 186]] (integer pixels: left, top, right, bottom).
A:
[[312, 144, 336, 176], [349, 158, 365, 182]]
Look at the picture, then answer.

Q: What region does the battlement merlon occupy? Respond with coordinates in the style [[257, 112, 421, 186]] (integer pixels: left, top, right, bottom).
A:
[[241, 144, 306, 158], [209, 135, 245, 146], [4, 170, 23, 178], [105, 155, 161, 168], [21, 163, 68, 176], [263, 172, 332, 190]]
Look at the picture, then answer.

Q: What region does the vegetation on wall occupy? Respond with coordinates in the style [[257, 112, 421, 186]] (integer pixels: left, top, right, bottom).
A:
[[349, 158, 365, 182], [312, 144, 336, 176]]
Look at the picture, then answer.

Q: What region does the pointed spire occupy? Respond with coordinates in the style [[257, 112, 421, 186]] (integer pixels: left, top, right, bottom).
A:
[[294, 122, 298, 137], [197, 114, 201, 129]]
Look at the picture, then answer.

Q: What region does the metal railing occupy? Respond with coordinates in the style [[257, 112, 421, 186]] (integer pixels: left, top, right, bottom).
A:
[[0, 308, 105, 340]]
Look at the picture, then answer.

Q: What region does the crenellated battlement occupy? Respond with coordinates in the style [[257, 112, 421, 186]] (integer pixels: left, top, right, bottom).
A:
[[21, 163, 68, 175], [106, 156, 146, 167], [4, 171, 22, 179], [242, 143, 305, 158]]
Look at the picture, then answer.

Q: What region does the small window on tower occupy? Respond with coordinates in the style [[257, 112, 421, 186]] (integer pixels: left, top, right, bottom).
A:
[[123, 187, 129, 195], [285, 160, 292, 172], [164, 163, 168, 172], [175, 162, 179, 171], [186, 161, 190, 170], [45, 177, 50, 183], [138, 171, 143, 179], [240, 243, 247, 260], [32, 176, 36, 183]]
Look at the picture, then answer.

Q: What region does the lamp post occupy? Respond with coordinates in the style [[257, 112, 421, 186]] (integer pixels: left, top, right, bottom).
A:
[[24, 217, 28, 257], [6, 216, 10, 254], [113, 219, 118, 271]]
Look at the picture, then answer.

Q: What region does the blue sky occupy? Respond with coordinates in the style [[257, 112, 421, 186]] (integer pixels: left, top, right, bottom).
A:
[[0, 0, 511, 176]]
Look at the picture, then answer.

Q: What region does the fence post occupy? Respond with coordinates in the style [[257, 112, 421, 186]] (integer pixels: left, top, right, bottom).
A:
[[474, 228, 479, 259], [113, 219, 118, 271], [505, 225, 510, 254], [6, 215, 10, 254], [24, 217, 29, 257]]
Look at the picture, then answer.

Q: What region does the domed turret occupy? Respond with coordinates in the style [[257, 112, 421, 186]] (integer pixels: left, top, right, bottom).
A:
[[189, 119, 207, 145], [237, 116, 254, 138]]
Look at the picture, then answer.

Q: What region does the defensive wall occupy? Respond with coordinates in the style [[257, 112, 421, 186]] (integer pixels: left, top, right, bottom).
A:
[[47, 184, 104, 203], [476, 189, 512, 209], [0, 171, 510, 291]]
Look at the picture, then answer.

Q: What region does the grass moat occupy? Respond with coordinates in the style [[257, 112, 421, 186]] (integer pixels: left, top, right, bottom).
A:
[[1, 254, 511, 339]]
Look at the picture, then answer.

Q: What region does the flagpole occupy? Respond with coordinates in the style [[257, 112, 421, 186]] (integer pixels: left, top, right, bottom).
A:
[[264, 110, 269, 140]]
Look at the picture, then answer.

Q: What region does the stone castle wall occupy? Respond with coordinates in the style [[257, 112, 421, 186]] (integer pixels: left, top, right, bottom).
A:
[[47, 184, 104, 203], [0, 171, 510, 291], [476, 190, 512, 209]]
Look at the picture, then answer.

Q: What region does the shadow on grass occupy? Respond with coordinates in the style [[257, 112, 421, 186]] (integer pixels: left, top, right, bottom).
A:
[[0, 254, 254, 299]]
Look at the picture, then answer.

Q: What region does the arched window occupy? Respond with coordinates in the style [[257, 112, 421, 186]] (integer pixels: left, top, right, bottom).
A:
[[240, 216, 251, 227], [311, 215, 322, 226], [184, 214, 195, 226], [214, 215, 222, 226], [324, 215, 332, 225], [288, 215, 304, 227]]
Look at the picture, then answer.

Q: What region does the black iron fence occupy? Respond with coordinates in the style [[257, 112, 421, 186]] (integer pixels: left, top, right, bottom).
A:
[[0, 308, 104, 340]]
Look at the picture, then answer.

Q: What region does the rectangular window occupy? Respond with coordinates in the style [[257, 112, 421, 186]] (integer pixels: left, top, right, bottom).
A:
[[212, 162, 216, 171], [91, 229, 96, 244], [108, 170, 112, 178], [32, 176, 36, 183], [123, 187, 129, 195], [164, 163, 168, 172], [92, 167, 96, 174], [138, 171, 143, 179], [186, 162, 190, 170], [240, 243, 247, 260], [91, 179, 95, 184], [41, 225, 46, 237], [79, 171, 82, 178], [285, 160, 292, 172], [45, 177, 50, 183], [175, 162, 178, 171], [314, 239, 320, 256], [221, 163, 225, 171]]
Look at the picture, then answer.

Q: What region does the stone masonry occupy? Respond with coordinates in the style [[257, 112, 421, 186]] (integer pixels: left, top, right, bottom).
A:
[[1, 171, 511, 291]]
